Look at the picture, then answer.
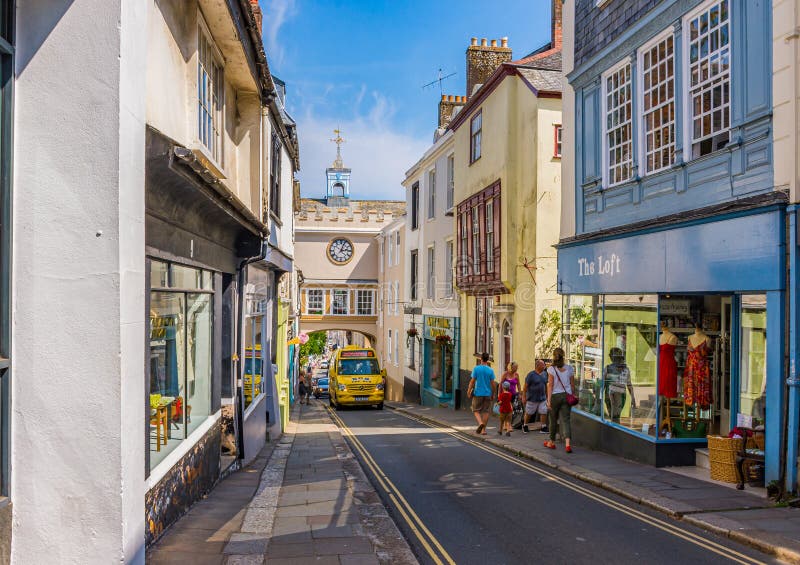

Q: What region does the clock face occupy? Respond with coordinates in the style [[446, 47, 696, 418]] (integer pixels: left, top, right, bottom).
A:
[[328, 238, 354, 264]]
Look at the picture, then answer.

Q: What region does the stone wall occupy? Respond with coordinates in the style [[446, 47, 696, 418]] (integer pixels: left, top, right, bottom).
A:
[[438, 95, 467, 128]]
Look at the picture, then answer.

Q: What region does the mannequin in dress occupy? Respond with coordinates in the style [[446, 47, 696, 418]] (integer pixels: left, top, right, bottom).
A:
[[658, 322, 679, 398], [685, 324, 712, 410]]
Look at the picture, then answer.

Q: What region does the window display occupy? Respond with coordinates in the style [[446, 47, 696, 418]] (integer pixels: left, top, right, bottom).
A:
[[244, 315, 264, 409], [149, 259, 215, 471], [739, 295, 766, 429], [564, 295, 602, 417]]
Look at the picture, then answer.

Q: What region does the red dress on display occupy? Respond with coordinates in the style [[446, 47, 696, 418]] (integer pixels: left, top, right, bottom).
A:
[[684, 340, 712, 408], [658, 343, 678, 397]]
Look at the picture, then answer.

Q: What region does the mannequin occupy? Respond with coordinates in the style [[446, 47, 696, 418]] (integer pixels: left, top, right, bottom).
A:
[[658, 322, 679, 398], [684, 324, 712, 410]]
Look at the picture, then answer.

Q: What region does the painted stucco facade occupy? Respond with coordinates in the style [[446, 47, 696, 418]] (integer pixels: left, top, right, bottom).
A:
[[377, 216, 407, 402]]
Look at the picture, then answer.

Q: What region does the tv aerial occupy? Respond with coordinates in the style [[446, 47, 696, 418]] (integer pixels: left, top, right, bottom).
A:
[[422, 68, 457, 94]]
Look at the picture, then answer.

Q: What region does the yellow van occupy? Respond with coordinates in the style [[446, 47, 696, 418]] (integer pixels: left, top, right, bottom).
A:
[[329, 346, 386, 410]]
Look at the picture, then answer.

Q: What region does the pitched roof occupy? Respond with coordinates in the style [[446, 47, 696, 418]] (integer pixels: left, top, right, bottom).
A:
[[517, 68, 563, 94], [511, 47, 562, 71]]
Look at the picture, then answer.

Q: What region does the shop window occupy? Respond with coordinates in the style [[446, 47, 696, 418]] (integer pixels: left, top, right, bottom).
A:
[[243, 315, 264, 409], [739, 295, 766, 430], [602, 295, 658, 434], [564, 295, 604, 418], [602, 61, 633, 187], [640, 33, 675, 173], [149, 260, 215, 471], [686, 0, 730, 158], [305, 289, 324, 315]]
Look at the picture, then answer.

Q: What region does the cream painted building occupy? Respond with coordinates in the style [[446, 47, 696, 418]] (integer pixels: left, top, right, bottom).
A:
[[377, 216, 406, 402], [402, 129, 461, 407], [450, 30, 563, 391]]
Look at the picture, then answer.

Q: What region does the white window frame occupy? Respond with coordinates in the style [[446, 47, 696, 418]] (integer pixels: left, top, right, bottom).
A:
[[304, 289, 324, 315], [446, 154, 455, 212], [638, 29, 677, 175], [682, 0, 731, 161], [554, 125, 563, 158], [395, 231, 401, 267], [427, 168, 436, 219], [601, 58, 634, 188], [426, 245, 436, 300], [197, 16, 224, 165], [330, 289, 349, 316], [387, 330, 392, 364], [485, 199, 494, 274], [445, 239, 454, 297], [387, 233, 394, 267], [356, 289, 375, 316]]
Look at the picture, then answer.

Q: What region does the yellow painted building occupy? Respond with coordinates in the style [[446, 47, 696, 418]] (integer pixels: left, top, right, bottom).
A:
[[450, 34, 563, 380]]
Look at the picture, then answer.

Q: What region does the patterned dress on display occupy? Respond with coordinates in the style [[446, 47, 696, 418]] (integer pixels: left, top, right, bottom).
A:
[[684, 340, 712, 408]]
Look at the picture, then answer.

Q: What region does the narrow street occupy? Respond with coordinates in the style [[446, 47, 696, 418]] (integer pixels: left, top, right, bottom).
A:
[[328, 405, 779, 565]]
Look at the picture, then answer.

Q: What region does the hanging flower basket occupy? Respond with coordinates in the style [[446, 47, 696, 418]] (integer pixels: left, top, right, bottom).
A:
[[406, 327, 418, 337], [434, 334, 452, 344]]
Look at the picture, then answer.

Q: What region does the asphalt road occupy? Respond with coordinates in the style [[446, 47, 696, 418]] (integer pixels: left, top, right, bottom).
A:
[[328, 405, 779, 565]]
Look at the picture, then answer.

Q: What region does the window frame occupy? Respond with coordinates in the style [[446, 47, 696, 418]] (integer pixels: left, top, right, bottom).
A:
[[304, 288, 324, 315], [427, 168, 436, 220], [470, 110, 482, 164], [444, 240, 454, 298], [455, 181, 501, 291], [410, 250, 419, 301], [485, 198, 494, 274], [601, 58, 634, 188], [554, 125, 563, 158], [197, 16, 224, 166], [269, 132, 282, 219], [411, 182, 419, 230], [637, 29, 677, 175], [395, 231, 401, 266], [446, 154, 455, 212], [330, 289, 350, 316], [682, 0, 731, 161], [355, 289, 375, 316], [426, 244, 436, 300]]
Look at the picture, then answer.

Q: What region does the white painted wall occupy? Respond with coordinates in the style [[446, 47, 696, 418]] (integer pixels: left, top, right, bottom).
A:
[[13, 1, 146, 562]]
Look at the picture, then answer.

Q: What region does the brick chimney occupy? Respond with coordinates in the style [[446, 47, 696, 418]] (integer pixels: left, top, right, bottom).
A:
[[250, 0, 263, 35], [438, 95, 467, 129], [466, 37, 512, 98], [552, 0, 562, 50]]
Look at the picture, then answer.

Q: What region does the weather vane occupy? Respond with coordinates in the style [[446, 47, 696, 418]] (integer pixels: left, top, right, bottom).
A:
[[422, 68, 457, 94], [330, 128, 346, 168]]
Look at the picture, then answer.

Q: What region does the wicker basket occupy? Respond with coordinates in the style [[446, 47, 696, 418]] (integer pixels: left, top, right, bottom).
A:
[[707, 435, 744, 483]]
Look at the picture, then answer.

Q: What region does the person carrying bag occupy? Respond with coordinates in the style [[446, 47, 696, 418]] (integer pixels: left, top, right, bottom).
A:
[[544, 347, 576, 453]]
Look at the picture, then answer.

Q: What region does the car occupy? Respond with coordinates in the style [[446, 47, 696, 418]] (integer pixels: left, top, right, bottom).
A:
[[319, 360, 329, 370], [314, 377, 329, 398]]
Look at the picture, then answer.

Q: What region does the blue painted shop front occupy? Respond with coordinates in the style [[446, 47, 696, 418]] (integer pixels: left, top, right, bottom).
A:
[[421, 316, 460, 408], [557, 206, 784, 483]]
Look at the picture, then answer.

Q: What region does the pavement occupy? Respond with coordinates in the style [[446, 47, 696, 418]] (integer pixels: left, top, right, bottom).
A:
[[146, 402, 417, 565], [386, 401, 800, 564]]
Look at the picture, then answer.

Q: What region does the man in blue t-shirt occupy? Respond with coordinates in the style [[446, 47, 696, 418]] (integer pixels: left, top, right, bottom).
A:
[[522, 359, 549, 434], [468, 352, 497, 435]]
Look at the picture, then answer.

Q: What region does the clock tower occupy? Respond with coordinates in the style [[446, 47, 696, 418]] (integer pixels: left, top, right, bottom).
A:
[[326, 129, 351, 207]]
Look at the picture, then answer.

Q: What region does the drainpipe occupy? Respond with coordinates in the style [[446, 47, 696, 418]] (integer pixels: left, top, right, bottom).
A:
[[235, 240, 268, 460], [787, 205, 799, 492]]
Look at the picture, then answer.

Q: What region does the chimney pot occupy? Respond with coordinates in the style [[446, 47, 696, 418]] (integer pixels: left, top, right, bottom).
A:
[[501, 37, 508, 48], [471, 37, 478, 46], [490, 39, 497, 47], [481, 38, 488, 46], [450, 95, 456, 102], [441, 94, 447, 101]]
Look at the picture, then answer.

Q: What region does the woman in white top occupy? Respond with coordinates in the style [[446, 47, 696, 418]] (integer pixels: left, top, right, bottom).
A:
[[544, 347, 576, 453]]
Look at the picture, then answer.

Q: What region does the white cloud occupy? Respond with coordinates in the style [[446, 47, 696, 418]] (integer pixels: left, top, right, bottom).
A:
[[262, 0, 297, 68], [295, 92, 430, 201]]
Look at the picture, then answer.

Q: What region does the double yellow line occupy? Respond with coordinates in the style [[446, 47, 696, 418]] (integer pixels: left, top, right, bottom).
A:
[[326, 407, 456, 565], [398, 411, 766, 565]]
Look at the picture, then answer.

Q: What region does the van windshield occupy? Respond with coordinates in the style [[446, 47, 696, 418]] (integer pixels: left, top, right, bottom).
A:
[[337, 358, 380, 376]]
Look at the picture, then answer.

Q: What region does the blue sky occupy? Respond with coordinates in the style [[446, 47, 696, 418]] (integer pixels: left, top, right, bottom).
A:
[[260, 0, 554, 200]]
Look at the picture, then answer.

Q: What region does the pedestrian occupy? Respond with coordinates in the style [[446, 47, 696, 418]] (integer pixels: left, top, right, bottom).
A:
[[500, 362, 521, 403], [298, 371, 308, 405], [303, 371, 313, 403], [522, 359, 549, 434], [497, 381, 513, 437], [544, 347, 576, 453], [467, 352, 497, 435]]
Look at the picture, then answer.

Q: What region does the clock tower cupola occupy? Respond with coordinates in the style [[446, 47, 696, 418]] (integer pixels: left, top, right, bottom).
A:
[[326, 129, 351, 207]]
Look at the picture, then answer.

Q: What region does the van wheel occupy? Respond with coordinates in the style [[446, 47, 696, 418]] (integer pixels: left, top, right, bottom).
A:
[[376, 403, 384, 410]]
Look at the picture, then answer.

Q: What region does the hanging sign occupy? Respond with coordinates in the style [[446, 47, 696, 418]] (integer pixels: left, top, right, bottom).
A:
[[424, 316, 455, 341]]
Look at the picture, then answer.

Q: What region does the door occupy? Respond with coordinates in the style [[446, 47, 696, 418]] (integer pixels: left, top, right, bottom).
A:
[[718, 297, 732, 436]]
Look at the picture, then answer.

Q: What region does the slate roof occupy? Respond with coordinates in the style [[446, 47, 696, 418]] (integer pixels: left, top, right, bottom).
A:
[[517, 68, 563, 94]]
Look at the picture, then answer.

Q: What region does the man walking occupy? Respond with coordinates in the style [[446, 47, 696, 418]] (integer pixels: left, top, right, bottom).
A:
[[522, 359, 549, 434], [468, 352, 497, 435]]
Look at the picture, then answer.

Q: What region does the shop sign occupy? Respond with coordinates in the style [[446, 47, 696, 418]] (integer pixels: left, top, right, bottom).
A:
[[424, 316, 455, 341], [660, 299, 691, 316], [558, 211, 784, 294]]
